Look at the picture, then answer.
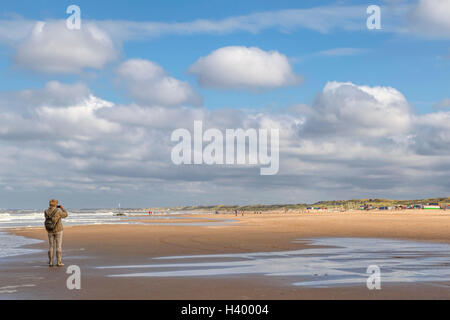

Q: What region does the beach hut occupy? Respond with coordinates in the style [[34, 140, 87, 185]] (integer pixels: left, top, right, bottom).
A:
[[423, 204, 441, 210]]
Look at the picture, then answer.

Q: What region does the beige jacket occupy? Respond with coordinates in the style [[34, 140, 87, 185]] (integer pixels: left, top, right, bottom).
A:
[[44, 207, 68, 233]]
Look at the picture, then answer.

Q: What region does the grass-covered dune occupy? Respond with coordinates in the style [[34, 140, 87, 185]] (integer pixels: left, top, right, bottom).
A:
[[171, 197, 450, 212]]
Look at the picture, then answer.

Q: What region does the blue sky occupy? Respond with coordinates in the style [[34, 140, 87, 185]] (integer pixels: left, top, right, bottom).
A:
[[0, 0, 449, 208], [2, 0, 448, 111]]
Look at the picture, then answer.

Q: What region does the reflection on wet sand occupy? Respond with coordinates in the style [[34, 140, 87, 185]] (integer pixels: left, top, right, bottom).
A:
[[99, 238, 450, 288]]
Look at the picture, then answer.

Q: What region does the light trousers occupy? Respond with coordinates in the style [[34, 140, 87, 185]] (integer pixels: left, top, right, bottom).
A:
[[48, 231, 63, 254]]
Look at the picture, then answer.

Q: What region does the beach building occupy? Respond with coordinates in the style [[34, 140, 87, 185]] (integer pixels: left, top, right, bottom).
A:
[[423, 203, 441, 210]]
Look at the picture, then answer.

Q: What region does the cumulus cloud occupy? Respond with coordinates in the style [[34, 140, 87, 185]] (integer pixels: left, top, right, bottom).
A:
[[36, 95, 119, 139], [278, 82, 450, 200], [301, 81, 412, 138], [0, 82, 117, 141], [14, 20, 118, 74], [409, 0, 450, 38], [97, 104, 205, 130], [188, 46, 302, 90], [0, 18, 36, 44], [0, 80, 449, 207], [413, 111, 450, 155], [0, 81, 90, 111], [117, 59, 202, 107]]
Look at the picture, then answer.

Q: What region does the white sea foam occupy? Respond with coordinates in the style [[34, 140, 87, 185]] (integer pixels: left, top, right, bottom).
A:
[[0, 231, 44, 258], [0, 210, 126, 258], [0, 210, 227, 258], [0, 210, 227, 229], [0, 210, 126, 228]]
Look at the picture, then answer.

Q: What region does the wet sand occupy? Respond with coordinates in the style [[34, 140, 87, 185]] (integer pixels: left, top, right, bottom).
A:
[[1, 210, 450, 299]]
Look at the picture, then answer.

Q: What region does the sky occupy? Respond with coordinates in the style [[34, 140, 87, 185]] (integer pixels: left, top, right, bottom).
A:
[[0, 0, 449, 208]]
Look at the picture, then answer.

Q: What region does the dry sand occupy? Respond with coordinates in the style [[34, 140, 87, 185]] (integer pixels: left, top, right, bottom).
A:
[[1, 210, 449, 299]]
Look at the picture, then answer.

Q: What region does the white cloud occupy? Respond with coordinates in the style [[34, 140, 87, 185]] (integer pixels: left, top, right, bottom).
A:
[[413, 111, 450, 155], [0, 80, 449, 207], [97, 104, 206, 130], [317, 47, 367, 57], [14, 20, 118, 74], [117, 59, 202, 107], [302, 81, 412, 138], [433, 98, 450, 109], [409, 0, 450, 38], [2, 5, 407, 47], [0, 81, 90, 111], [36, 95, 119, 139], [0, 18, 35, 44], [0, 82, 117, 141], [189, 46, 302, 90], [96, 6, 371, 40], [2, 2, 447, 51]]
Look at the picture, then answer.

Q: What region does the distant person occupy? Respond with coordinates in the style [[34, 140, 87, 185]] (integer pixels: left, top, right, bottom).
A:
[[44, 199, 68, 267]]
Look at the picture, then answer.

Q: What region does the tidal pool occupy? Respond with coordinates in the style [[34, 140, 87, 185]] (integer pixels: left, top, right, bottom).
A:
[[98, 238, 450, 288]]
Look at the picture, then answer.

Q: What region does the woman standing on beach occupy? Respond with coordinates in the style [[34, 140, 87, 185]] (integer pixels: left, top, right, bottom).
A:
[[44, 199, 68, 267]]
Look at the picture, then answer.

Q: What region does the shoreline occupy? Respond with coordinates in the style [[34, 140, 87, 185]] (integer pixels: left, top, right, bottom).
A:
[[1, 211, 450, 299]]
